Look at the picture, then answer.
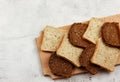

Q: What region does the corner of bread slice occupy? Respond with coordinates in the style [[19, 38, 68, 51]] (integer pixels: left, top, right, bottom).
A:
[[83, 18, 104, 44], [41, 26, 66, 52], [91, 38, 120, 72], [56, 32, 83, 67]]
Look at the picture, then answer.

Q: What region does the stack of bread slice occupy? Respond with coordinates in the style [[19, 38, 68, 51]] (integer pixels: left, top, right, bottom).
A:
[[36, 14, 120, 79]]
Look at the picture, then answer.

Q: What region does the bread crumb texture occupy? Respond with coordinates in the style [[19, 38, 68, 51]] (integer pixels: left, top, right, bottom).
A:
[[83, 18, 104, 44], [41, 26, 66, 51], [57, 32, 83, 67], [91, 38, 120, 71]]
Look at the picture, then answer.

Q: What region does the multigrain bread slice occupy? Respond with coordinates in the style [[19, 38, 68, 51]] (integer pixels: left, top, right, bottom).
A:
[[91, 38, 120, 71], [101, 22, 120, 47], [83, 18, 104, 44], [57, 32, 83, 67], [41, 26, 66, 52], [49, 52, 73, 78], [68, 23, 90, 48]]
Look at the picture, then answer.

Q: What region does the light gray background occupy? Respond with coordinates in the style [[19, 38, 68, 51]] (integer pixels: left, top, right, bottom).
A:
[[0, 0, 120, 82]]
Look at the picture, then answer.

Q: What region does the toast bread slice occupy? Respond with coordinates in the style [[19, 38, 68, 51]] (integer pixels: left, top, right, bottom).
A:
[[57, 32, 83, 67], [41, 26, 66, 52], [83, 18, 104, 44], [91, 38, 120, 71]]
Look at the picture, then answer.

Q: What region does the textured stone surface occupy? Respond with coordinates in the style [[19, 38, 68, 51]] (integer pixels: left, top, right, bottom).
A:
[[0, 0, 120, 82]]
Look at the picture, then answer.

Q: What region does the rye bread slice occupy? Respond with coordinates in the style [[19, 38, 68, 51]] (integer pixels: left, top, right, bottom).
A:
[[68, 23, 90, 48], [79, 44, 100, 74], [49, 52, 73, 78], [101, 22, 120, 47]]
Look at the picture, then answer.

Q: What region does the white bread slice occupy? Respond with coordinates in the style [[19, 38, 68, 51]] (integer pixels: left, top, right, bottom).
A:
[[83, 18, 104, 44], [41, 26, 66, 52], [57, 32, 83, 67], [91, 38, 120, 71]]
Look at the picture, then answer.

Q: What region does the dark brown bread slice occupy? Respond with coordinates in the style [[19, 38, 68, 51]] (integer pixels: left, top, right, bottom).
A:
[[49, 52, 73, 77], [101, 22, 120, 47], [79, 44, 100, 74], [68, 23, 90, 48]]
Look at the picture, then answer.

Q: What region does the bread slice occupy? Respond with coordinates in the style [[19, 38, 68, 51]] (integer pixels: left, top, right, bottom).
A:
[[49, 52, 73, 77], [83, 18, 104, 44], [79, 44, 100, 74], [101, 22, 120, 47], [41, 26, 66, 52], [57, 32, 83, 67], [91, 38, 120, 71], [68, 23, 90, 48]]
